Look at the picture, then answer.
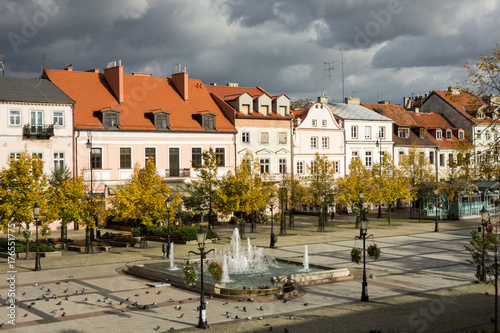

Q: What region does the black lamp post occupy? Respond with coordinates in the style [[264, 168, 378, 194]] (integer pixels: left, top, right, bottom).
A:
[[188, 225, 214, 329], [356, 214, 370, 302], [269, 193, 277, 248], [480, 205, 489, 282], [165, 195, 172, 258], [434, 188, 439, 232], [86, 132, 94, 253], [375, 133, 383, 218], [33, 203, 41, 271], [359, 189, 365, 220]]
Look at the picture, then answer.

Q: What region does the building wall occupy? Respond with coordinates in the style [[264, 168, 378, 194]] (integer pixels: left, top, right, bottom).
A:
[[0, 101, 74, 174]]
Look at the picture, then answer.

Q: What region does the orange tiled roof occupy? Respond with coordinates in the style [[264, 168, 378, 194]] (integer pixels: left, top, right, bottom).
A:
[[361, 103, 415, 127], [408, 112, 470, 148], [44, 69, 236, 132]]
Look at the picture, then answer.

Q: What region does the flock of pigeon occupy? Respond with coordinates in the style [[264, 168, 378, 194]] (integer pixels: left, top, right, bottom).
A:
[[1, 275, 306, 332]]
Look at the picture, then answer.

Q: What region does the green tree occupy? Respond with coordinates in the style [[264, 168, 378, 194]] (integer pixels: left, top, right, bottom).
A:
[[307, 154, 337, 232], [401, 147, 436, 222], [372, 153, 413, 225], [0, 151, 48, 258], [184, 148, 221, 230], [465, 227, 500, 332], [109, 159, 171, 248], [280, 173, 307, 230]]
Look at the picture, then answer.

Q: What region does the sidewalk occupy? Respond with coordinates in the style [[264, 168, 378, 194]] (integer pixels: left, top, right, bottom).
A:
[[1, 213, 494, 332]]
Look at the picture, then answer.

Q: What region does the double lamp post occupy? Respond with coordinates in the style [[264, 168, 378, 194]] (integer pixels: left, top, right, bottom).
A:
[[33, 202, 42, 271], [356, 190, 371, 302]]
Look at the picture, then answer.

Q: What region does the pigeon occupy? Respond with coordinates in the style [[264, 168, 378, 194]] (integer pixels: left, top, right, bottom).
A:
[[174, 306, 182, 310], [64, 296, 69, 301], [179, 300, 184, 304], [145, 291, 149, 294], [57, 301, 62, 305], [24, 313, 28, 317], [0, 323, 4, 327], [69, 275, 73, 278], [289, 316, 294, 320], [84, 298, 88, 302], [61, 312, 66, 317], [284, 329, 289, 333], [235, 315, 240, 319], [168, 299, 174, 302], [56, 282, 61, 285], [282, 299, 287, 303], [235, 306, 240, 309], [303, 303, 309, 306], [122, 310, 127, 313], [135, 294, 139, 297], [154, 326, 160, 331], [63, 288, 69, 293], [169, 328, 175, 332], [248, 298, 255, 302], [22, 292, 26, 296], [34, 283, 38, 287], [177, 313, 184, 319], [120, 301, 124, 305], [126, 297, 130, 301], [258, 317, 263, 320], [223, 302, 228, 305], [243, 306, 247, 312], [157, 291, 162, 295], [152, 302, 157, 307], [246, 317, 252, 320], [259, 306, 264, 311]]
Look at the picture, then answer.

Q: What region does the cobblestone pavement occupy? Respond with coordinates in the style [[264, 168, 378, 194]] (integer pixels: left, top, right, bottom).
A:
[[0, 213, 496, 332]]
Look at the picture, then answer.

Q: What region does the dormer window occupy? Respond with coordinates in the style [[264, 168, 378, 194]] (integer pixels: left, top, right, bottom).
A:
[[436, 130, 442, 139], [204, 115, 215, 130], [155, 113, 170, 130], [458, 130, 464, 140], [99, 108, 121, 129], [446, 130, 452, 140], [420, 128, 425, 138], [398, 128, 409, 138]]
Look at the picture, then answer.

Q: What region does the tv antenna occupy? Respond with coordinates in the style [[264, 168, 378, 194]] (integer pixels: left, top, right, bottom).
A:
[[324, 61, 335, 101]]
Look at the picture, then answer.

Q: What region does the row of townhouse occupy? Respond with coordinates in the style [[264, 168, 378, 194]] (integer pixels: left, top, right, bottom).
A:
[[2, 62, 499, 202]]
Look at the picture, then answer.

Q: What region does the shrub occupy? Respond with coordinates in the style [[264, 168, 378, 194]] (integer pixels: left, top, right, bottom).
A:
[[183, 266, 197, 287], [351, 248, 361, 264], [229, 216, 239, 225], [367, 244, 381, 260], [208, 262, 223, 283], [73, 240, 101, 247], [114, 235, 137, 243], [177, 226, 216, 242]]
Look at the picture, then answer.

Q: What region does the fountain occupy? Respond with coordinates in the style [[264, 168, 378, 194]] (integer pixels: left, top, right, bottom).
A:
[[303, 245, 309, 272], [125, 228, 352, 300], [169, 243, 178, 270]]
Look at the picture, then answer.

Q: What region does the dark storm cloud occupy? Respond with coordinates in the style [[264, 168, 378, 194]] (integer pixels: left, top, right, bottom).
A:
[[0, 0, 498, 104]]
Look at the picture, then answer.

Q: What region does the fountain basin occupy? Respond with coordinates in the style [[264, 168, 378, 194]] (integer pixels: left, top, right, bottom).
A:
[[125, 259, 352, 301]]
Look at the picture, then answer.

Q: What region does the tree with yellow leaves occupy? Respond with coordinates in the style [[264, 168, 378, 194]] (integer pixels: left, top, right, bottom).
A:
[[372, 153, 413, 225], [108, 158, 172, 248], [0, 151, 48, 259], [336, 158, 373, 227], [307, 154, 336, 232]]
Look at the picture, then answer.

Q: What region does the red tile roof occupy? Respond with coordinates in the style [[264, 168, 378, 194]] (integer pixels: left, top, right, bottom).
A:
[[408, 112, 470, 148], [361, 103, 415, 127], [44, 69, 236, 132]]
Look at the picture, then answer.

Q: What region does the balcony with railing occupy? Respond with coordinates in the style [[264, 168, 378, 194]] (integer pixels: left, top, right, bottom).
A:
[[165, 168, 191, 178], [23, 124, 54, 139]]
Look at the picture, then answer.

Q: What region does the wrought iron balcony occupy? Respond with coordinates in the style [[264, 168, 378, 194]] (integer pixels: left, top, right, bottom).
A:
[[23, 124, 54, 139], [166, 168, 191, 178]]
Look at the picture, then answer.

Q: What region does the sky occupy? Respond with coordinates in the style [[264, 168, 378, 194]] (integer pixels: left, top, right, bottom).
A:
[[0, 0, 498, 105]]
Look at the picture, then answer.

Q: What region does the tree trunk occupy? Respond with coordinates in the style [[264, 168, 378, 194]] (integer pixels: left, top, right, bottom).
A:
[[25, 239, 30, 259], [388, 203, 392, 225], [288, 209, 294, 230], [60, 225, 66, 250], [418, 200, 422, 223]]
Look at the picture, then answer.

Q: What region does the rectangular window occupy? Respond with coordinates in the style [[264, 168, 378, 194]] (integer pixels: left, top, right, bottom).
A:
[[351, 126, 358, 139], [169, 148, 180, 177], [365, 151, 372, 167], [278, 132, 287, 144], [32, 152, 43, 160], [398, 128, 409, 138], [104, 112, 118, 128], [53, 111, 64, 127], [398, 151, 405, 165], [334, 161, 339, 173], [296, 161, 304, 174], [156, 114, 169, 129], [439, 153, 445, 166], [436, 130, 442, 139], [311, 137, 317, 148], [192, 148, 202, 167], [260, 105, 269, 115], [260, 132, 269, 144], [91, 148, 102, 169], [322, 120, 327, 127], [352, 151, 359, 160], [9, 152, 21, 161], [365, 126, 371, 139], [242, 104, 250, 114], [215, 148, 225, 167], [279, 158, 287, 174], [30, 110, 43, 126], [379, 126, 385, 138], [448, 153, 453, 166], [203, 115, 215, 130], [429, 151, 434, 164], [145, 147, 156, 166], [312, 119, 317, 127], [242, 131, 250, 143], [279, 105, 287, 116], [53, 152, 65, 170], [322, 137, 329, 148], [260, 158, 270, 174], [379, 150, 385, 163], [446, 131, 452, 140], [459, 131, 464, 140], [120, 148, 131, 169], [9, 110, 21, 126], [420, 128, 425, 138]]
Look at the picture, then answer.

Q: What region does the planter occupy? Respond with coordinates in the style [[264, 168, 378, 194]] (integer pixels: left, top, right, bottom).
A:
[[67, 246, 85, 252]]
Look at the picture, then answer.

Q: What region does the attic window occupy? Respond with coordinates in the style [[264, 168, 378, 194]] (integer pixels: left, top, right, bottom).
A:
[[436, 130, 442, 139], [420, 128, 425, 138], [398, 128, 409, 138], [101, 110, 120, 128], [458, 130, 464, 140], [203, 114, 216, 131], [155, 113, 170, 130], [446, 130, 452, 140]]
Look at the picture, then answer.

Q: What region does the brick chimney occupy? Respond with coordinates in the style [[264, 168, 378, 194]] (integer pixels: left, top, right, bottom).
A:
[[104, 60, 124, 104], [345, 97, 360, 105], [317, 96, 328, 104], [172, 64, 189, 101]]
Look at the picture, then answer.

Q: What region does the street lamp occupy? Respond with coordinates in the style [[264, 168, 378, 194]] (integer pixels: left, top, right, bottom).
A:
[[269, 193, 277, 248], [165, 195, 172, 258], [86, 132, 95, 253], [356, 213, 370, 302], [33, 203, 41, 271], [188, 225, 215, 329], [359, 189, 365, 220], [434, 188, 439, 232], [479, 206, 489, 282], [375, 133, 383, 218]]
